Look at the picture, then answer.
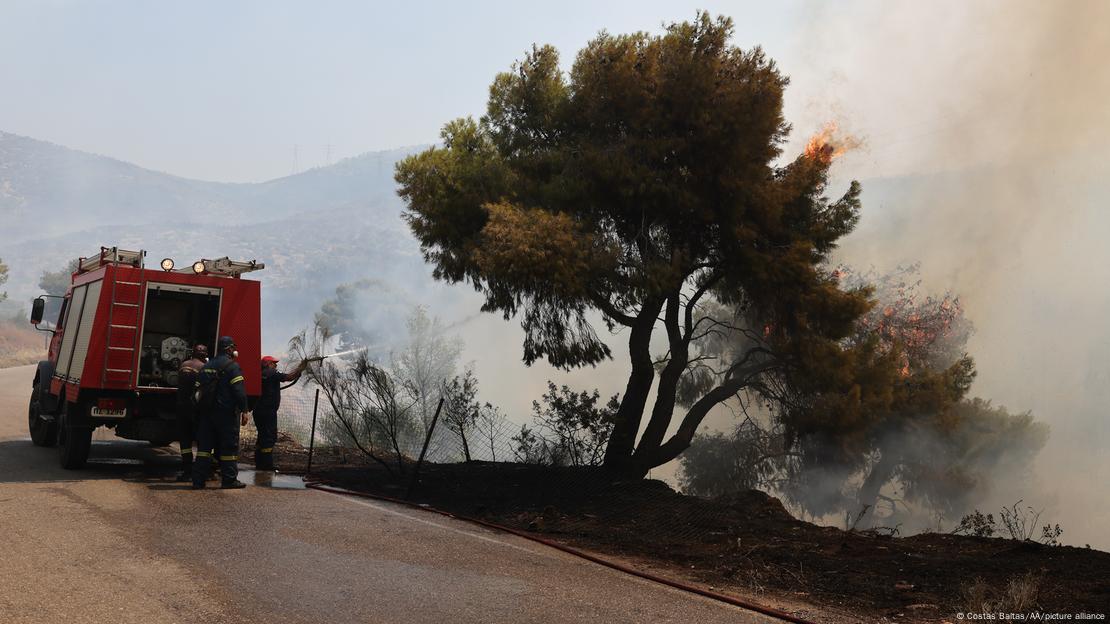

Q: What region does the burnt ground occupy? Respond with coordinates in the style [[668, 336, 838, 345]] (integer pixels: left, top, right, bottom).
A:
[[257, 440, 1110, 623]]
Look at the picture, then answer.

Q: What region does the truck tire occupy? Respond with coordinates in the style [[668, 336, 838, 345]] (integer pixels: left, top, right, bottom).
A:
[[28, 387, 58, 447], [57, 402, 92, 469]]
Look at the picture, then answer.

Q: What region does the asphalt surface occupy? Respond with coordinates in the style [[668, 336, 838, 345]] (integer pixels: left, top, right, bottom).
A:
[[0, 364, 775, 623]]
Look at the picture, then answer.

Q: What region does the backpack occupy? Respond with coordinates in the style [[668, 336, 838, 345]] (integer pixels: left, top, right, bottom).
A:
[[194, 360, 233, 411]]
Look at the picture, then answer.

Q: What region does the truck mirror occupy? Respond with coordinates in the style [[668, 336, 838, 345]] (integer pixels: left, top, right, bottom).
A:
[[30, 298, 45, 325]]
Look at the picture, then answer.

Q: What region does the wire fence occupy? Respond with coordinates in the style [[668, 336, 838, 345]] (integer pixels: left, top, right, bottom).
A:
[[238, 377, 795, 594]]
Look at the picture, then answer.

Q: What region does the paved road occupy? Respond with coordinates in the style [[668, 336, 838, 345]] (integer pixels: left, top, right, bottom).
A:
[[0, 365, 775, 623]]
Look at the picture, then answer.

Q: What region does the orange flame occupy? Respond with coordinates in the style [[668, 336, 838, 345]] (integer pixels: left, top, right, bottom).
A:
[[804, 121, 863, 165]]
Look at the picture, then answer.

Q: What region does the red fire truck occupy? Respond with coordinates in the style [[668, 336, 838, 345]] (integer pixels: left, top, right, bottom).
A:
[[27, 247, 264, 468]]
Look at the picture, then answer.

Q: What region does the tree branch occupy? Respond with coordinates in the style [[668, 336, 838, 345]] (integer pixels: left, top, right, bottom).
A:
[[589, 291, 637, 327], [684, 271, 724, 340]]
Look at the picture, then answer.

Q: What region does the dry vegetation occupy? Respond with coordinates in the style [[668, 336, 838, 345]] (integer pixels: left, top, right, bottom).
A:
[[0, 320, 43, 368], [962, 572, 1043, 614]]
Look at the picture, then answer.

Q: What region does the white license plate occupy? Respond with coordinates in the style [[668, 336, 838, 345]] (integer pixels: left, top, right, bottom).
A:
[[91, 407, 127, 418]]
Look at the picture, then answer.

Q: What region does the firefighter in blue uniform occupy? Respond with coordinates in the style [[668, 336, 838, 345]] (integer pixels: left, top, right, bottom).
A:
[[192, 336, 249, 489], [254, 355, 307, 470]]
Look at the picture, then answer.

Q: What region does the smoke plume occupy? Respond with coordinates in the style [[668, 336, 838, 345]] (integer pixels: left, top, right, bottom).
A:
[[782, 0, 1110, 548]]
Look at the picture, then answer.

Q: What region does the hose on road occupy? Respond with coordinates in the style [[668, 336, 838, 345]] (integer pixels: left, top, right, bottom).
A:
[[303, 477, 821, 624]]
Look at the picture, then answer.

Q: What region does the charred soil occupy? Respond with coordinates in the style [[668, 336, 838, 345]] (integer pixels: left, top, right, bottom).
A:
[[272, 449, 1107, 622]]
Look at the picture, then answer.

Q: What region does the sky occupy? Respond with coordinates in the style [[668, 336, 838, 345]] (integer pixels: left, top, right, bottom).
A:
[[2, 0, 804, 182], [3, 0, 1108, 546]]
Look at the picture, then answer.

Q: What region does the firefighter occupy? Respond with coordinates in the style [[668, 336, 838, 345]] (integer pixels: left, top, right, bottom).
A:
[[174, 343, 208, 482], [192, 335, 249, 489], [254, 355, 307, 470]]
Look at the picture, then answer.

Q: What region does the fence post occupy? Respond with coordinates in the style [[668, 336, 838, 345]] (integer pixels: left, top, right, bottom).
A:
[[406, 397, 444, 500], [307, 388, 320, 475]]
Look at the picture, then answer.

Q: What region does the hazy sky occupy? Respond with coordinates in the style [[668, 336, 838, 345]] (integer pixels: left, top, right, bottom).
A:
[[1, 0, 804, 182]]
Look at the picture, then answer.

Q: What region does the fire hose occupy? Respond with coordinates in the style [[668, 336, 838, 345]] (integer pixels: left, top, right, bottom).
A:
[[279, 351, 360, 390], [302, 476, 821, 624]]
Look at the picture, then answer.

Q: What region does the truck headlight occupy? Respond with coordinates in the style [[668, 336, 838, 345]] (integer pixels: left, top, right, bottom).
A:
[[160, 258, 174, 271]]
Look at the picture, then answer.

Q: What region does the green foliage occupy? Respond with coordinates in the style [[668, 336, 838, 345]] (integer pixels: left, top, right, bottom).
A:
[[0, 257, 8, 302], [512, 382, 619, 466], [396, 12, 875, 472], [314, 279, 385, 351], [951, 510, 997, 538], [534, 382, 619, 466], [36, 258, 78, 323], [38, 259, 78, 295]]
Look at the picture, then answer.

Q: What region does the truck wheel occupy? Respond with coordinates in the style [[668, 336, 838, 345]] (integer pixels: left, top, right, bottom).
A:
[[57, 402, 92, 469], [28, 387, 58, 447]]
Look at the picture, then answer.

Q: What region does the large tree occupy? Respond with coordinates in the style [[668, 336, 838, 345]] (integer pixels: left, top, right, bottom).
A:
[[395, 13, 874, 475]]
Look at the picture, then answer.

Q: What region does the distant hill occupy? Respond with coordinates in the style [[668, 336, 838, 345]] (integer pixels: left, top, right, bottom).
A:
[[0, 131, 441, 349], [0, 131, 418, 240]]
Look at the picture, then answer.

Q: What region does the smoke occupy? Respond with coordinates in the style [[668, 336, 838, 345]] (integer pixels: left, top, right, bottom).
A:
[[781, 0, 1110, 547]]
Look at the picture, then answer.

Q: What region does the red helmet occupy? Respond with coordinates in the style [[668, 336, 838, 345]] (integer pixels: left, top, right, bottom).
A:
[[261, 355, 280, 366]]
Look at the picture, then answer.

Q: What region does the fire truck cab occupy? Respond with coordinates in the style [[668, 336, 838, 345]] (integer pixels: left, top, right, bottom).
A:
[[27, 247, 264, 469]]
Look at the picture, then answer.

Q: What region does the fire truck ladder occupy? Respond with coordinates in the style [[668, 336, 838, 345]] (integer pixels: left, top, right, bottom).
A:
[[90, 247, 146, 388]]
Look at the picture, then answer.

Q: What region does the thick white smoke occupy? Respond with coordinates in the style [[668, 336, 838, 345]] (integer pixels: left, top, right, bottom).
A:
[[781, 0, 1110, 548]]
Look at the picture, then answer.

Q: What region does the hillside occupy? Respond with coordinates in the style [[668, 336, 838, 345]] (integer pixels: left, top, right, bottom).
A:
[[0, 131, 441, 349], [0, 131, 416, 238]]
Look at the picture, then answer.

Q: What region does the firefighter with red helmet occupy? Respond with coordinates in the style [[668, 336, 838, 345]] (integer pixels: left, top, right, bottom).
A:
[[254, 355, 307, 470], [192, 335, 249, 489], [174, 343, 208, 482]]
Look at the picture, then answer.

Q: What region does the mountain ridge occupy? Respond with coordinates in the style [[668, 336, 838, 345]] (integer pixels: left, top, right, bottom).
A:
[[0, 130, 428, 241]]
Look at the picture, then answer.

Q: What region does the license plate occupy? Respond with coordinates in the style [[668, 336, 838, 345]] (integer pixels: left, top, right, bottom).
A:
[[91, 407, 127, 418]]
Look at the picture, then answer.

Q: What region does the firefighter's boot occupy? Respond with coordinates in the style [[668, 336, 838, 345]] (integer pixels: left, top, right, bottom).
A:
[[191, 450, 213, 489], [175, 449, 193, 482], [255, 447, 275, 471]]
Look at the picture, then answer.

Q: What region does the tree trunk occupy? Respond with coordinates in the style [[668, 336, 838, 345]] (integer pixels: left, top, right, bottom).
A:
[[856, 450, 897, 525], [603, 297, 664, 471], [460, 426, 472, 462], [632, 294, 687, 463], [633, 360, 773, 476]]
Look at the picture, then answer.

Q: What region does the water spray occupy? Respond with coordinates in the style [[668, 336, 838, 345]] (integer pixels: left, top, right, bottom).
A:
[[302, 345, 372, 364]]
